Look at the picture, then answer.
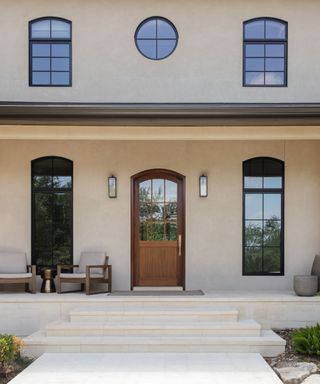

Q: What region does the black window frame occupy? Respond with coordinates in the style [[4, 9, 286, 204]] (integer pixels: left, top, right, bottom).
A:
[[134, 16, 179, 61], [31, 156, 73, 273], [242, 157, 285, 276], [243, 17, 288, 87], [29, 17, 72, 87]]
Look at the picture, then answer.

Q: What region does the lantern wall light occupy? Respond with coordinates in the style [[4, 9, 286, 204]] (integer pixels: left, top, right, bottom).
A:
[[199, 174, 208, 197], [108, 175, 117, 198]]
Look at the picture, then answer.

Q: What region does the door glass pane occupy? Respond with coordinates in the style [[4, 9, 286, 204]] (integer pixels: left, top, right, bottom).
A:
[[151, 222, 165, 240], [139, 180, 151, 202], [165, 203, 177, 222], [152, 179, 164, 202], [152, 203, 164, 220], [165, 180, 177, 202], [165, 223, 177, 240], [245, 194, 262, 219]]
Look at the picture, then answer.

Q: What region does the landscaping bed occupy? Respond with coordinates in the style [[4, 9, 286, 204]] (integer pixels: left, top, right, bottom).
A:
[[266, 329, 320, 384]]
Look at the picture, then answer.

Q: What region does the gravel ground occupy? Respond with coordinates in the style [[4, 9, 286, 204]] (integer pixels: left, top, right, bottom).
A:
[[265, 329, 320, 368]]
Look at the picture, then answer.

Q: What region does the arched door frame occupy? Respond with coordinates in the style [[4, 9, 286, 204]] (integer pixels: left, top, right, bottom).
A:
[[131, 168, 185, 290]]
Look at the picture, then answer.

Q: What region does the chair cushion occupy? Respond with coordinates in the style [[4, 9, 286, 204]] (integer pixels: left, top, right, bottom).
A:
[[60, 273, 104, 279], [0, 252, 27, 273], [0, 273, 32, 279], [78, 252, 108, 274]]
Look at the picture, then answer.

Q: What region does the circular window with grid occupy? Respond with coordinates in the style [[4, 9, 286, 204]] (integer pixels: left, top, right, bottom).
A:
[[135, 17, 178, 60]]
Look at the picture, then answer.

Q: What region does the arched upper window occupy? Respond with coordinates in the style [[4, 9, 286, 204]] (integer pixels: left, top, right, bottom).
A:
[[243, 18, 287, 87], [135, 17, 178, 60], [29, 17, 72, 86], [243, 157, 284, 275], [32, 157, 73, 270]]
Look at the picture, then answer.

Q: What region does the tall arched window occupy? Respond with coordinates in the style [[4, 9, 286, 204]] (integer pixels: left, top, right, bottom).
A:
[[243, 157, 284, 275], [29, 17, 72, 86], [243, 18, 287, 86], [32, 157, 73, 269]]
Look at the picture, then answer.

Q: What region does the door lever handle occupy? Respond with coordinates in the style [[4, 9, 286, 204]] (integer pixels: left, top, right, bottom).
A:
[[178, 235, 182, 256]]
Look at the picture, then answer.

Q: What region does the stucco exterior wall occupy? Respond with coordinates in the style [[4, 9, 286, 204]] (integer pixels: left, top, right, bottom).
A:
[[0, 139, 319, 291], [0, 0, 319, 103]]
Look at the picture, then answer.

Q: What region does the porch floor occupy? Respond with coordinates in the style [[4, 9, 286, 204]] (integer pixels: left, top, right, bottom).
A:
[[8, 353, 282, 384]]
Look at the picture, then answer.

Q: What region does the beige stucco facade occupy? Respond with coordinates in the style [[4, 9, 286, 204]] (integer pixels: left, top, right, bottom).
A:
[[1, 0, 320, 103], [0, 138, 319, 291]]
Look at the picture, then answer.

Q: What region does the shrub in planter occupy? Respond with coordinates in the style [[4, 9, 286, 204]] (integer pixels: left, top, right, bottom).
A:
[[0, 334, 24, 377], [292, 323, 320, 356]]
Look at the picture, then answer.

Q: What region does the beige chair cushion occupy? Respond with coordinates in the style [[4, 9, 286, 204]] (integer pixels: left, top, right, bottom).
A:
[[0, 252, 27, 273], [78, 252, 108, 274], [0, 273, 32, 279], [60, 273, 104, 279]]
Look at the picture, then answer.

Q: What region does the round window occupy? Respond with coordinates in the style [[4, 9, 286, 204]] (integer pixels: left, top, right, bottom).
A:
[[135, 17, 178, 60]]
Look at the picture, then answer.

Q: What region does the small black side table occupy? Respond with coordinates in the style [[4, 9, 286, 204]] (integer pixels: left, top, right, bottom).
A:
[[41, 268, 57, 293]]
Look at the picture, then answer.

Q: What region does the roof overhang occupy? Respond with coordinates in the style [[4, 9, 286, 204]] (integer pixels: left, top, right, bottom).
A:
[[1, 102, 320, 126]]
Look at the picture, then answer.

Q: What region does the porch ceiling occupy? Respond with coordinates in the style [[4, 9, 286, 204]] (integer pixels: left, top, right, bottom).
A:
[[1, 102, 320, 126]]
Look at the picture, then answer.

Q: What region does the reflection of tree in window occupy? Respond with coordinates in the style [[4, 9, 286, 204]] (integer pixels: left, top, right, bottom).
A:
[[139, 179, 177, 241], [32, 157, 73, 270], [243, 158, 284, 275]]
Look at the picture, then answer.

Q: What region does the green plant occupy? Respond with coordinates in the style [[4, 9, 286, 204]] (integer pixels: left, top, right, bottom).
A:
[[0, 335, 24, 376], [292, 324, 320, 356]]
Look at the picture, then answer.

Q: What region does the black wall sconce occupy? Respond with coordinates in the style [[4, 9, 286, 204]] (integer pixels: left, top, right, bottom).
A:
[[108, 175, 117, 198], [199, 174, 208, 197]]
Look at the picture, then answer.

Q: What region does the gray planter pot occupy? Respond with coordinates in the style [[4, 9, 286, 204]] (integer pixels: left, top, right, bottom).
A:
[[294, 275, 318, 296], [311, 254, 320, 291]]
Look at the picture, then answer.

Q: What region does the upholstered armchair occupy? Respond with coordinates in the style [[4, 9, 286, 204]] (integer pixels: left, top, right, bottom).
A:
[[0, 252, 36, 293], [56, 252, 112, 295]]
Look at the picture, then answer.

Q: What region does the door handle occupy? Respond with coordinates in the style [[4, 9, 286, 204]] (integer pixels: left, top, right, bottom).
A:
[[178, 235, 182, 256]]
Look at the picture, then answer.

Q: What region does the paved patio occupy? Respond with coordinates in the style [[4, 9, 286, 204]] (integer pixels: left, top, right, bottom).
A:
[[8, 353, 282, 384]]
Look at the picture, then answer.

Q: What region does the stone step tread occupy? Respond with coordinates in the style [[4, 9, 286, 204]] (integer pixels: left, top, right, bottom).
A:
[[24, 330, 285, 346], [47, 319, 260, 330], [70, 307, 239, 316]]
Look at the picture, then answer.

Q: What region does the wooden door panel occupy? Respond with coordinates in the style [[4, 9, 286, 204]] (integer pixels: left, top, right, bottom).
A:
[[138, 241, 178, 286]]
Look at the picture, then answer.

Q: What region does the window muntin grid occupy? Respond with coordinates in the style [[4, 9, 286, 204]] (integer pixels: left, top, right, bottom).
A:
[[135, 17, 178, 60], [29, 18, 71, 86], [243, 18, 287, 87], [243, 158, 284, 275]]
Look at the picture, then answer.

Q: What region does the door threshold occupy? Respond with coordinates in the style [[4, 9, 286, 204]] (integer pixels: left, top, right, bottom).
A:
[[133, 286, 184, 291]]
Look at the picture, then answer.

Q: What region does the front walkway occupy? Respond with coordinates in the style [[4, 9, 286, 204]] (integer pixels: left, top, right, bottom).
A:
[[9, 353, 282, 384]]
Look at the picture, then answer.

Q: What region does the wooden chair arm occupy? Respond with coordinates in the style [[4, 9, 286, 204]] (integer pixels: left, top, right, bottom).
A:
[[86, 264, 111, 278]]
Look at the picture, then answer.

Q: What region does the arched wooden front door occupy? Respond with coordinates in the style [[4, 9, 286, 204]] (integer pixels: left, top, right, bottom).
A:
[[131, 169, 185, 288]]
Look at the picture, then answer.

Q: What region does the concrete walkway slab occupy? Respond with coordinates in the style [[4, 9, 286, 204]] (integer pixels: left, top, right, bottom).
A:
[[9, 353, 282, 384]]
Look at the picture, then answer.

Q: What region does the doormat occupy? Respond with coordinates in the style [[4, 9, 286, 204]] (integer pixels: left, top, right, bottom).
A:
[[109, 290, 204, 296]]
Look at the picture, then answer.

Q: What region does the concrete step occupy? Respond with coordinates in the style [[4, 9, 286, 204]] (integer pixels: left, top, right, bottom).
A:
[[23, 330, 285, 358], [46, 319, 261, 337], [69, 307, 239, 323]]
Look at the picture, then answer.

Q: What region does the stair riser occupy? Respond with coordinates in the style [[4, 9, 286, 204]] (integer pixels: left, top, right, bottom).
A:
[[70, 314, 238, 323], [23, 344, 285, 359], [46, 329, 261, 337]]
